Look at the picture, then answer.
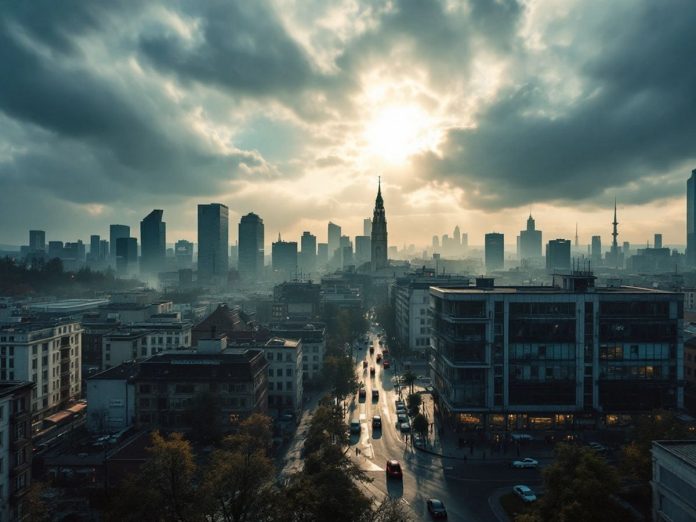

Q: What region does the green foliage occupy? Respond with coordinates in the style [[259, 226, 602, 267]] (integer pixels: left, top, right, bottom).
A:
[[303, 403, 349, 457], [412, 413, 428, 437], [322, 355, 359, 402], [322, 304, 367, 349], [401, 370, 417, 395], [370, 498, 413, 522], [620, 410, 692, 482], [527, 443, 620, 522], [406, 393, 421, 415]]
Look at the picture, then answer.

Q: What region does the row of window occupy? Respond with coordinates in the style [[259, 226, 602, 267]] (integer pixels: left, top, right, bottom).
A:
[[268, 382, 294, 391], [269, 368, 294, 377]]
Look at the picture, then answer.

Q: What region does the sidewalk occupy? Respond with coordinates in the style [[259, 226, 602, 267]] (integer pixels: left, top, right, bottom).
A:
[[278, 388, 327, 478]]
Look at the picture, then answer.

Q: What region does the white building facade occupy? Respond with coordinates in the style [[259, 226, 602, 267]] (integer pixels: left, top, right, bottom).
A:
[[263, 338, 303, 413]]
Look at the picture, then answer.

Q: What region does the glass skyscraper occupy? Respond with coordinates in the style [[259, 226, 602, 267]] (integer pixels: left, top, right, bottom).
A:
[[197, 204, 229, 282]]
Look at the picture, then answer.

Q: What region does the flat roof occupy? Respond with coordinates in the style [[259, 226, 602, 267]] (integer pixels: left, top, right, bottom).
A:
[[0, 381, 33, 398], [430, 285, 676, 296], [654, 440, 696, 467], [88, 361, 140, 381], [265, 337, 300, 348], [27, 299, 110, 312]]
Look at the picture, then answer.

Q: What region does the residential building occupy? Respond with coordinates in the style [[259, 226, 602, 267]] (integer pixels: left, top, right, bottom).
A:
[[0, 381, 33, 522], [29, 230, 45, 253], [109, 225, 130, 262], [238, 212, 264, 281], [85, 362, 138, 434], [371, 179, 388, 271], [140, 209, 166, 275], [546, 239, 571, 271], [47, 241, 63, 260], [270, 323, 325, 381], [392, 269, 469, 354], [263, 338, 303, 412], [198, 203, 229, 282], [485, 233, 504, 272], [651, 440, 696, 522], [89, 235, 101, 262], [0, 320, 82, 428], [429, 272, 683, 433]]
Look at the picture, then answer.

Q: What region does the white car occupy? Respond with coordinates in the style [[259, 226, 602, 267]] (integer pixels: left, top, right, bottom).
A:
[[513, 485, 537, 503], [511, 458, 539, 469]]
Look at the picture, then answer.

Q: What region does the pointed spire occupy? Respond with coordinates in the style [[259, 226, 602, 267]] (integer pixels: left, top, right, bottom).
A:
[[375, 176, 384, 209]]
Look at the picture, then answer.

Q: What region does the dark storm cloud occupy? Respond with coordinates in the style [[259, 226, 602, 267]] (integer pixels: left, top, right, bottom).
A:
[[416, 0, 696, 209]]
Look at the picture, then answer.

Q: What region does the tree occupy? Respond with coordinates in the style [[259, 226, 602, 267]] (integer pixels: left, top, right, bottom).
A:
[[528, 443, 620, 522], [186, 391, 222, 444], [401, 370, 417, 395], [407, 393, 421, 416], [322, 355, 358, 405], [371, 498, 413, 522], [23, 481, 50, 522], [304, 403, 349, 456], [412, 413, 428, 438]]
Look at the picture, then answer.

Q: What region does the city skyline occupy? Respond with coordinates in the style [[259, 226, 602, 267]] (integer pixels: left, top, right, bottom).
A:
[[1, 2, 695, 247]]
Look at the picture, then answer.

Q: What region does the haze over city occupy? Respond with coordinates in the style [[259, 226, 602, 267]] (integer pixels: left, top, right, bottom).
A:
[[1, 0, 695, 247]]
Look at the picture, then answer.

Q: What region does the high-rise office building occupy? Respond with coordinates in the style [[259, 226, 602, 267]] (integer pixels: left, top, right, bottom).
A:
[[654, 233, 663, 249], [591, 236, 602, 265], [272, 235, 298, 281], [355, 235, 371, 265], [175, 240, 194, 269], [623, 241, 631, 258], [99, 240, 109, 260], [317, 243, 328, 268], [110, 224, 130, 261], [370, 178, 388, 271], [140, 209, 166, 275], [238, 212, 264, 280], [29, 230, 45, 252], [300, 231, 317, 277], [230, 242, 238, 270], [116, 237, 138, 275], [363, 218, 372, 237], [432, 235, 440, 249], [688, 170, 696, 265], [198, 204, 229, 281], [546, 239, 571, 271], [461, 233, 468, 249], [48, 241, 64, 260], [484, 233, 504, 272], [453, 226, 461, 247], [328, 222, 341, 266], [518, 214, 542, 260], [89, 235, 101, 261]]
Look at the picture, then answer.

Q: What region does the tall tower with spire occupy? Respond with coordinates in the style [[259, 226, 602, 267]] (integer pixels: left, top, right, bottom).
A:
[[608, 198, 623, 268], [371, 177, 388, 271], [575, 223, 579, 248]]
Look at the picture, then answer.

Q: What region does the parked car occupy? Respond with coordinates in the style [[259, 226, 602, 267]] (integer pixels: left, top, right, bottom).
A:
[[350, 420, 361, 434], [414, 433, 425, 448], [359, 388, 366, 400], [396, 407, 407, 416], [372, 415, 382, 429], [511, 433, 533, 442], [395, 400, 405, 409], [399, 422, 411, 433], [370, 346, 375, 354], [588, 442, 608, 454], [383, 360, 390, 369], [426, 498, 447, 519], [370, 367, 376, 376], [513, 485, 537, 503], [372, 389, 379, 401], [511, 458, 539, 469], [397, 413, 409, 424], [386, 460, 403, 479], [363, 360, 368, 369], [376, 353, 382, 362]]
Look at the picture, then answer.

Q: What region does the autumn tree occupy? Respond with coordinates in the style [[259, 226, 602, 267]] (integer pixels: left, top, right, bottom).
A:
[[412, 413, 428, 438]]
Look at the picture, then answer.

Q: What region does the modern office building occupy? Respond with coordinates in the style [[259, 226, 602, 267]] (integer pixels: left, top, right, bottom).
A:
[[392, 269, 469, 354], [328, 222, 341, 268], [317, 243, 329, 268], [238, 212, 264, 281], [299, 231, 317, 277], [0, 381, 34, 522], [89, 235, 101, 262], [29, 230, 45, 253], [546, 239, 571, 271], [651, 440, 696, 522], [655, 233, 663, 249], [485, 233, 504, 272], [688, 169, 696, 266], [0, 320, 82, 428], [109, 224, 130, 262], [263, 338, 303, 413], [370, 178, 388, 271], [355, 235, 371, 266], [271, 236, 298, 281], [47, 241, 64, 260], [198, 203, 229, 282], [363, 218, 372, 237], [115, 237, 138, 275], [591, 236, 602, 265], [140, 209, 166, 275], [429, 272, 683, 433], [174, 240, 194, 269], [518, 214, 542, 261]]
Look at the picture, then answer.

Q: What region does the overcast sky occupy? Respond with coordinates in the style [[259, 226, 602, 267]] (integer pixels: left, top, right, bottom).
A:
[[1, 0, 695, 249]]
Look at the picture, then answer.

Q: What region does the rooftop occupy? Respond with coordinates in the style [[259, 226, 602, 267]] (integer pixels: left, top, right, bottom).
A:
[[27, 299, 110, 313], [265, 337, 300, 348], [0, 380, 34, 398], [654, 440, 696, 467], [88, 361, 140, 381], [430, 285, 676, 296]]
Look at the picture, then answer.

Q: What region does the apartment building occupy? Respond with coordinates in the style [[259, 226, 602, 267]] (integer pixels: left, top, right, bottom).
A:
[[429, 272, 683, 433], [269, 323, 325, 381], [263, 337, 303, 412]]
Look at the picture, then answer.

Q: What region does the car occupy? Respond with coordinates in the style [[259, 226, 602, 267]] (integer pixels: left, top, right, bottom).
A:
[[386, 459, 403, 479], [359, 388, 366, 400], [511, 433, 533, 442], [588, 442, 608, 454], [513, 485, 537, 503], [383, 360, 390, 369], [399, 422, 411, 433], [370, 346, 375, 354], [376, 354, 382, 362], [363, 361, 368, 369], [370, 367, 376, 376], [372, 415, 382, 429], [426, 498, 447, 519], [395, 399, 405, 408], [397, 413, 409, 424], [350, 420, 361, 434], [372, 389, 379, 400], [413, 433, 425, 448], [396, 406, 407, 416], [511, 458, 539, 469]]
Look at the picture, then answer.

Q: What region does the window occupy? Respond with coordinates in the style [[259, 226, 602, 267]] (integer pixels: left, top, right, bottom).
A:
[[286, 369, 292, 376], [286, 381, 293, 390], [139, 384, 151, 394]]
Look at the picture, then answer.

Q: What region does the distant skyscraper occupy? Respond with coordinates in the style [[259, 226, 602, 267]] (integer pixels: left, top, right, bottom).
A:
[[89, 235, 100, 261], [654, 233, 663, 249], [461, 233, 468, 249], [328, 222, 341, 267], [485, 233, 504, 272], [453, 226, 461, 246], [371, 178, 388, 271], [546, 239, 571, 271], [198, 204, 229, 281], [109, 224, 130, 261], [272, 235, 298, 281], [115, 237, 137, 275], [29, 230, 45, 252], [99, 240, 109, 260], [48, 241, 63, 260], [363, 218, 372, 237], [140, 209, 166, 275], [238, 212, 264, 280], [574, 223, 579, 248], [518, 214, 542, 260], [432, 235, 440, 249], [317, 243, 329, 268], [175, 240, 194, 269], [230, 242, 238, 270], [623, 241, 631, 259], [689, 170, 696, 265], [355, 235, 371, 265], [591, 236, 602, 265], [300, 231, 317, 276]]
